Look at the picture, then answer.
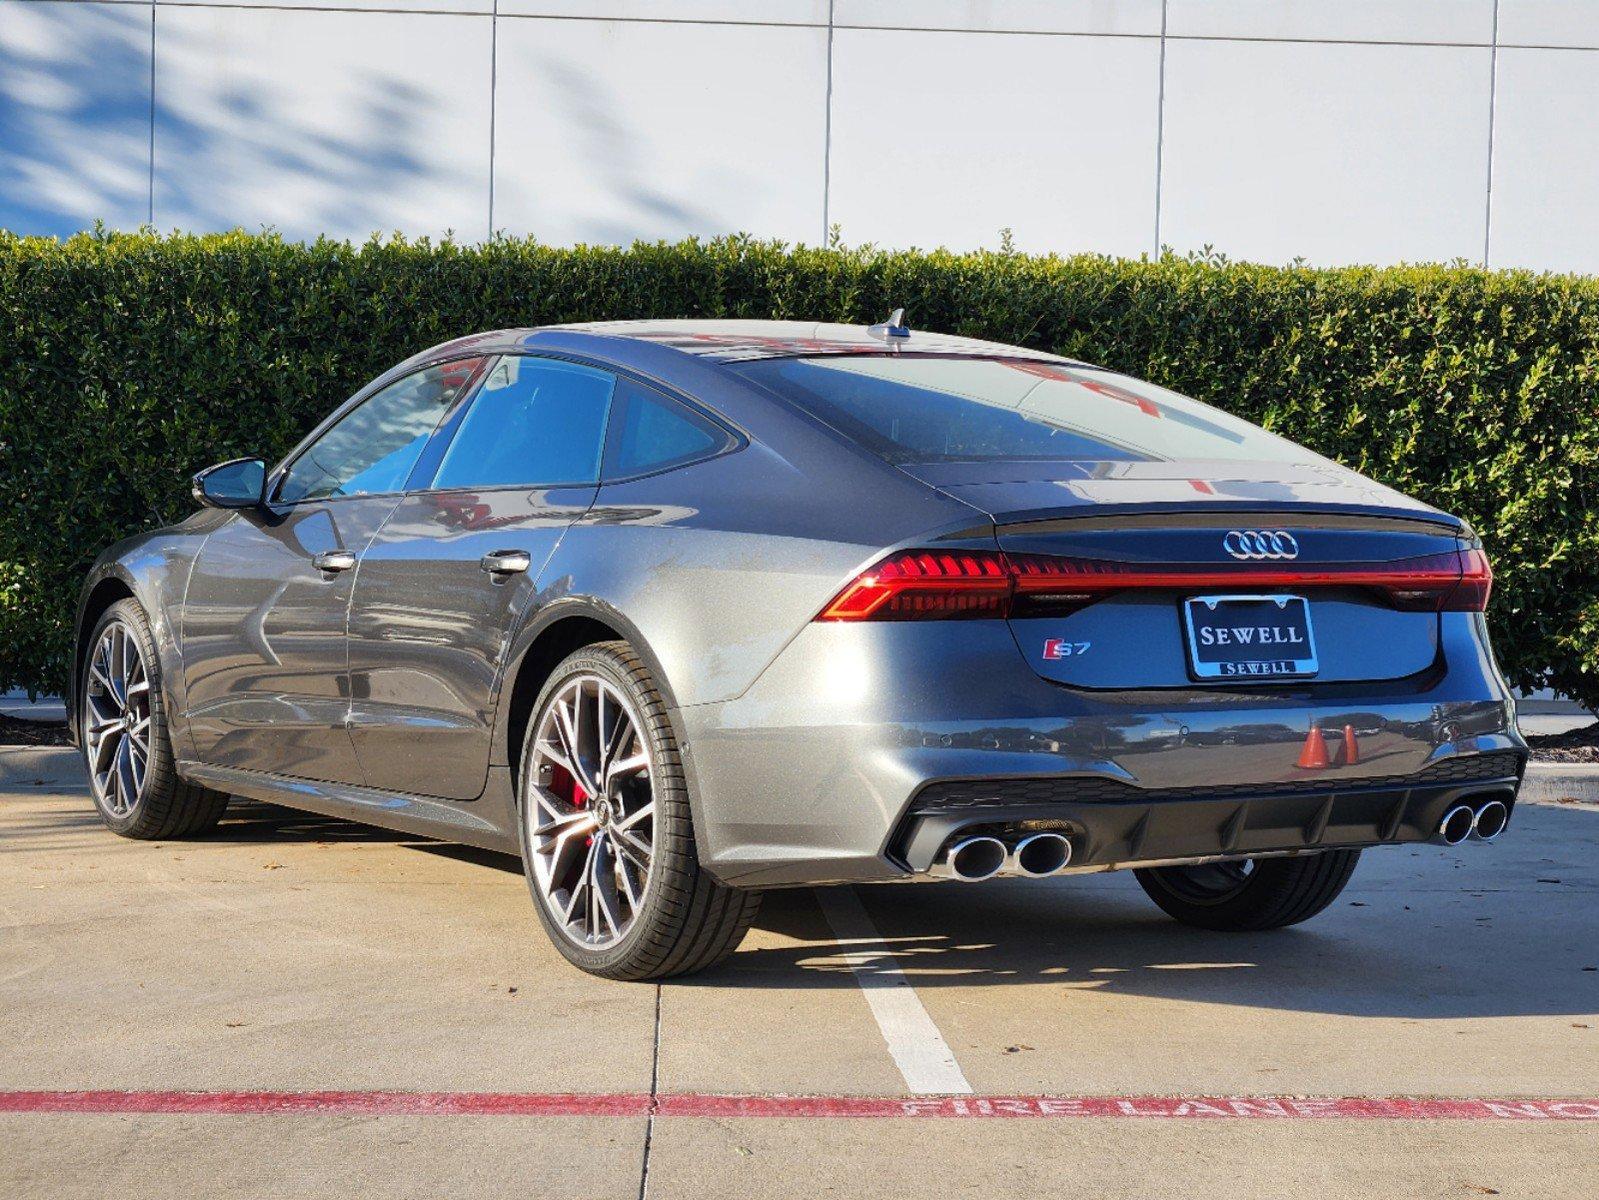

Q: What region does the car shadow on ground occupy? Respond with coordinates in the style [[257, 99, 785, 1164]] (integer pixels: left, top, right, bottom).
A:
[[12, 774, 1597, 1021], [686, 804, 1599, 1021], [216, 802, 526, 872], [0, 795, 527, 871]]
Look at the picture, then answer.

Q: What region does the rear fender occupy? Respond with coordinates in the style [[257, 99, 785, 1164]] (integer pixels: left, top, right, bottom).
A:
[[488, 592, 742, 874], [492, 594, 683, 770]]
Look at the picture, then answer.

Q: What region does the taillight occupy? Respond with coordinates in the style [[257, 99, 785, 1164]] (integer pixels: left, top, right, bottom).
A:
[[816, 546, 1493, 621], [817, 550, 1011, 621], [1447, 547, 1493, 612]]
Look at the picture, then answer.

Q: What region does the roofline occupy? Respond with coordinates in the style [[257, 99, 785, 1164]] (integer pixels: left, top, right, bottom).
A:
[[401, 321, 1089, 373]]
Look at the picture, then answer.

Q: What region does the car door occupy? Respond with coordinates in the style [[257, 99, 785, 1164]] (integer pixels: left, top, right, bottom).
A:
[[344, 354, 614, 799], [181, 358, 487, 781]]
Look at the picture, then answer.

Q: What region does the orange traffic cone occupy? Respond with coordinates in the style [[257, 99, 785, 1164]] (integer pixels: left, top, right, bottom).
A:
[[1296, 726, 1330, 770], [1343, 724, 1360, 766]]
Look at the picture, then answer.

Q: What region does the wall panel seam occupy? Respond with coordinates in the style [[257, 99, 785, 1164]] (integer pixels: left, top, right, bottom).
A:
[[831, 27, 1502, 49], [1153, 0, 1168, 257], [147, 0, 157, 226], [11, 2, 1599, 53], [488, 0, 498, 238], [1484, 0, 1500, 267], [821, 0, 834, 245], [143, 5, 827, 25], [49, 5, 1596, 52]]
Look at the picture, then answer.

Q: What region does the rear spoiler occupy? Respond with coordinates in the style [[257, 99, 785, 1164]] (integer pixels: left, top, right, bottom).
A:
[[991, 504, 1467, 538]]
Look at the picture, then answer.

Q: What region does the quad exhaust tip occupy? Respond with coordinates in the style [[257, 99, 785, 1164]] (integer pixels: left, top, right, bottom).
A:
[[1437, 804, 1476, 846], [1012, 832, 1073, 877], [933, 832, 1074, 881], [1436, 798, 1511, 846], [941, 836, 1008, 882], [1472, 798, 1509, 842]]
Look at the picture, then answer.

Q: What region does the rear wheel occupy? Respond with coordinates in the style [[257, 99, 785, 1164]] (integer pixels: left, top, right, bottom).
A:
[[516, 641, 760, 980], [1134, 849, 1360, 931], [80, 599, 229, 839]]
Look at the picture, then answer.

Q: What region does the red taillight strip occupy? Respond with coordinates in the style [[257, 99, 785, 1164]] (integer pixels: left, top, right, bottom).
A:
[[1011, 548, 1492, 611], [817, 550, 1011, 621], [817, 547, 1491, 621]]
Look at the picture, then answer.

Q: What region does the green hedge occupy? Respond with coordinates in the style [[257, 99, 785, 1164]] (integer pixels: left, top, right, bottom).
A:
[[1, 229, 1595, 706]]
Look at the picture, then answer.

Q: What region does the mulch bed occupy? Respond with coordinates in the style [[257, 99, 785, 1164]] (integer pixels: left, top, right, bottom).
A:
[[0, 714, 73, 747], [1524, 720, 1599, 764]]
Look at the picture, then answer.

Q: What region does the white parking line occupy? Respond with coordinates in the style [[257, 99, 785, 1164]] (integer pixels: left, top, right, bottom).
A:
[[815, 885, 972, 1095]]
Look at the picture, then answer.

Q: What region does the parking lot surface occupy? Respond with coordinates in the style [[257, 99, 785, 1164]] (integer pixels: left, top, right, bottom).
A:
[[2, 745, 1596, 1198]]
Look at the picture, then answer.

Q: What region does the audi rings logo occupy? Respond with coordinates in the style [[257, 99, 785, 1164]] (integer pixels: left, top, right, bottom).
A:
[[1223, 530, 1300, 560]]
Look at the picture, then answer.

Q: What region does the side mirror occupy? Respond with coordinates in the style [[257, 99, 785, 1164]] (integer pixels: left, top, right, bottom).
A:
[[192, 457, 267, 509]]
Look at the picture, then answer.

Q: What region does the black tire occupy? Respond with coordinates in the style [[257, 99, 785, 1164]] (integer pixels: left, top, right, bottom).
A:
[[516, 640, 760, 981], [80, 598, 230, 840], [1134, 849, 1361, 932]]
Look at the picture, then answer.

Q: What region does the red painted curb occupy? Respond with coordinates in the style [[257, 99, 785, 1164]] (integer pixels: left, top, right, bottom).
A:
[[0, 1091, 1596, 1121], [0, 1091, 648, 1118], [667, 1095, 1599, 1121]]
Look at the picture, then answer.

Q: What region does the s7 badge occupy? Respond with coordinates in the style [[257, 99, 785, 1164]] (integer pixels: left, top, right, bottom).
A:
[[1043, 639, 1091, 660]]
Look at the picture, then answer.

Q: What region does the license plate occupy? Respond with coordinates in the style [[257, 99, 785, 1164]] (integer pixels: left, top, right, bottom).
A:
[[1182, 594, 1319, 681]]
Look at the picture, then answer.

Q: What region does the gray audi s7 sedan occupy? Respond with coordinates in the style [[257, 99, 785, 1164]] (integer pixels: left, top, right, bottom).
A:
[[70, 318, 1526, 979]]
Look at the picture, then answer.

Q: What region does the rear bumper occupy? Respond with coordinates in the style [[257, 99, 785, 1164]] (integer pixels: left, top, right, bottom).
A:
[[890, 751, 1524, 874], [678, 615, 1524, 888]]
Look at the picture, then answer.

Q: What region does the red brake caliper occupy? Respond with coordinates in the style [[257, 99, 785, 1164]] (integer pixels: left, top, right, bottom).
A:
[[574, 779, 592, 847], [549, 764, 592, 846]]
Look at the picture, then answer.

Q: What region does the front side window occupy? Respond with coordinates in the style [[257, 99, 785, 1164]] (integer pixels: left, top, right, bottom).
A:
[[431, 356, 615, 489], [732, 356, 1330, 466], [278, 359, 484, 503], [604, 379, 731, 479]]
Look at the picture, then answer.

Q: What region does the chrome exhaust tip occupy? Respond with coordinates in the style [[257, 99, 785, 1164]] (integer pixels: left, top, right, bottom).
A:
[[1472, 799, 1510, 842], [1437, 804, 1475, 846], [1011, 832, 1072, 878], [934, 836, 1008, 882]]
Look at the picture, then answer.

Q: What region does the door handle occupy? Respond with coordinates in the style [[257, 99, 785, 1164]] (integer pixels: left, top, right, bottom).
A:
[[313, 550, 357, 574], [480, 549, 532, 576]]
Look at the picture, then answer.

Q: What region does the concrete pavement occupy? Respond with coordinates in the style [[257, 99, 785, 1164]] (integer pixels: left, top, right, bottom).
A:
[[2, 746, 1595, 1198]]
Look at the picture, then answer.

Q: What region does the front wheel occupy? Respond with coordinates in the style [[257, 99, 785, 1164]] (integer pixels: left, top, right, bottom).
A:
[[1134, 850, 1361, 931], [516, 641, 760, 980], [80, 598, 229, 839]]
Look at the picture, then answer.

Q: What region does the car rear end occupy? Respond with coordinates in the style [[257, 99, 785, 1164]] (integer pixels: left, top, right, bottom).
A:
[[678, 350, 1524, 888]]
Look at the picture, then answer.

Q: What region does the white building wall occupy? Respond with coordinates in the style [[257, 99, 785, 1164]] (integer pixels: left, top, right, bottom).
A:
[[2, 0, 1598, 271]]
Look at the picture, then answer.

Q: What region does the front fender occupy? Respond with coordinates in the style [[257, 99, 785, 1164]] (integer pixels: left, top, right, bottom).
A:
[[67, 524, 212, 756]]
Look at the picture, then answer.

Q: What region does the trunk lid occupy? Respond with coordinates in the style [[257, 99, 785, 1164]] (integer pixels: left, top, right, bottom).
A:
[[906, 459, 1464, 691], [900, 458, 1462, 531]]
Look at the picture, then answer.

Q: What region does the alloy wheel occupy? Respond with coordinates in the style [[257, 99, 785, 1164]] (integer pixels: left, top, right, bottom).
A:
[[83, 620, 153, 817], [526, 674, 655, 948]]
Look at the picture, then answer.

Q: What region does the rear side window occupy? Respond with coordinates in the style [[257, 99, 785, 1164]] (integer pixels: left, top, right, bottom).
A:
[[432, 356, 614, 489], [733, 356, 1329, 466], [603, 379, 731, 479]]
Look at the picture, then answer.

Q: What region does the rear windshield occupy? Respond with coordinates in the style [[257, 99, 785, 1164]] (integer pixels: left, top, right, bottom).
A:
[[731, 356, 1325, 465]]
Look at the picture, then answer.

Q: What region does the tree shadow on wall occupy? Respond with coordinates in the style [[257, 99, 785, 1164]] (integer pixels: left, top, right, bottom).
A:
[[0, 4, 460, 241], [155, 67, 441, 241], [511, 56, 742, 246], [4, 7, 755, 246], [0, 2, 153, 236]]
